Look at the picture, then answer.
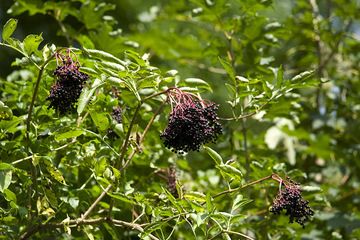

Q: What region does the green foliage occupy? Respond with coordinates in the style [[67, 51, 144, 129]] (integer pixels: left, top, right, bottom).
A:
[[0, 0, 359, 239]]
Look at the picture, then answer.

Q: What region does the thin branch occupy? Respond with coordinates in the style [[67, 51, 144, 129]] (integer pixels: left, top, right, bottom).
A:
[[80, 184, 112, 221], [241, 119, 250, 180], [220, 100, 271, 121], [115, 103, 142, 170], [26, 55, 56, 140], [223, 230, 255, 240], [212, 174, 273, 199], [19, 217, 159, 240], [0, 42, 40, 70], [112, 219, 159, 240], [120, 100, 166, 171], [25, 54, 56, 220]]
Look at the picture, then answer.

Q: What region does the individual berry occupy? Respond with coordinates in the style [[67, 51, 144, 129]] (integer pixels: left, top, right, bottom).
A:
[[160, 88, 222, 153], [47, 50, 88, 114], [270, 179, 314, 228]]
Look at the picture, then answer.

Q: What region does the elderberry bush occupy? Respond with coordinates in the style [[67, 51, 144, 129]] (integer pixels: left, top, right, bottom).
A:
[[47, 54, 88, 114], [270, 182, 314, 227], [160, 89, 222, 153]]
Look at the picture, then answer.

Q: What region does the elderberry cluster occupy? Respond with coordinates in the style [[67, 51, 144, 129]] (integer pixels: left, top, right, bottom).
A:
[[161, 100, 222, 154], [270, 182, 314, 227], [111, 106, 122, 123], [47, 57, 88, 114]]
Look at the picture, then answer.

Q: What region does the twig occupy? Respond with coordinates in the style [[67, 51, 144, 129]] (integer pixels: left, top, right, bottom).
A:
[[80, 184, 112, 221], [25, 54, 56, 219], [19, 217, 159, 240], [115, 103, 142, 170], [212, 174, 273, 199], [120, 100, 166, 171], [241, 119, 249, 179], [223, 230, 254, 240], [219, 100, 271, 121]]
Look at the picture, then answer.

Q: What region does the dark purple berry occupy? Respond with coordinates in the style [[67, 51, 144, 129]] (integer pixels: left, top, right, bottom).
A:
[[270, 180, 314, 227], [111, 106, 122, 123], [160, 89, 222, 153], [47, 51, 88, 114]]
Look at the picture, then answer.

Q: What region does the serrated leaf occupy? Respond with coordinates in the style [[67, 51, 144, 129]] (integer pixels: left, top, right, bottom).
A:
[[301, 185, 322, 192], [2, 18, 17, 42], [0, 170, 12, 192], [108, 193, 136, 204], [291, 70, 315, 82], [184, 192, 206, 203], [0, 101, 13, 120], [218, 56, 235, 84], [204, 146, 223, 165], [23, 34, 43, 55], [84, 48, 126, 65], [125, 49, 147, 66], [42, 157, 66, 185], [218, 164, 243, 179], [276, 65, 284, 88], [79, 67, 98, 76], [77, 78, 102, 114], [55, 130, 84, 141], [0, 163, 13, 170], [184, 78, 212, 92], [100, 61, 126, 72], [4, 188, 16, 203], [206, 192, 214, 212], [90, 112, 109, 132]]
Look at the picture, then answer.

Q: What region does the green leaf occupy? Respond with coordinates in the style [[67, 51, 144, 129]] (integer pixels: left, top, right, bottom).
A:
[[2, 18, 18, 42], [217, 164, 243, 179], [218, 56, 235, 84], [231, 195, 253, 213], [183, 78, 212, 92], [204, 146, 223, 165], [0, 170, 12, 192], [55, 130, 84, 141], [42, 157, 66, 185], [291, 70, 315, 82], [125, 49, 147, 66], [77, 78, 103, 114], [0, 101, 13, 120], [4, 189, 17, 203], [301, 185, 322, 192], [99, 61, 126, 72], [184, 191, 206, 203], [0, 163, 13, 170], [23, 34, 43, 55], [90, 112, 109, 132], [83, 48, 126, 65]]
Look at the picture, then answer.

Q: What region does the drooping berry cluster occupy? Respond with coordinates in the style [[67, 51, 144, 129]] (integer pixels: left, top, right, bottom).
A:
[[47, 50, 88, 114], [160, 88, 222, 153], [270, 177, 314, 227], [111, 106, 123, 123], [167, 165, 178, 198]]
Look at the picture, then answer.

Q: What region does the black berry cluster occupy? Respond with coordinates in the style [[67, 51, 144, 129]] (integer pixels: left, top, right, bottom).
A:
[[167, 165, 178, 198], [111, 106, 122, 123], [160, 89, 222, 153], [270, 180, 314, 227], [47, 51, 88, 114]]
